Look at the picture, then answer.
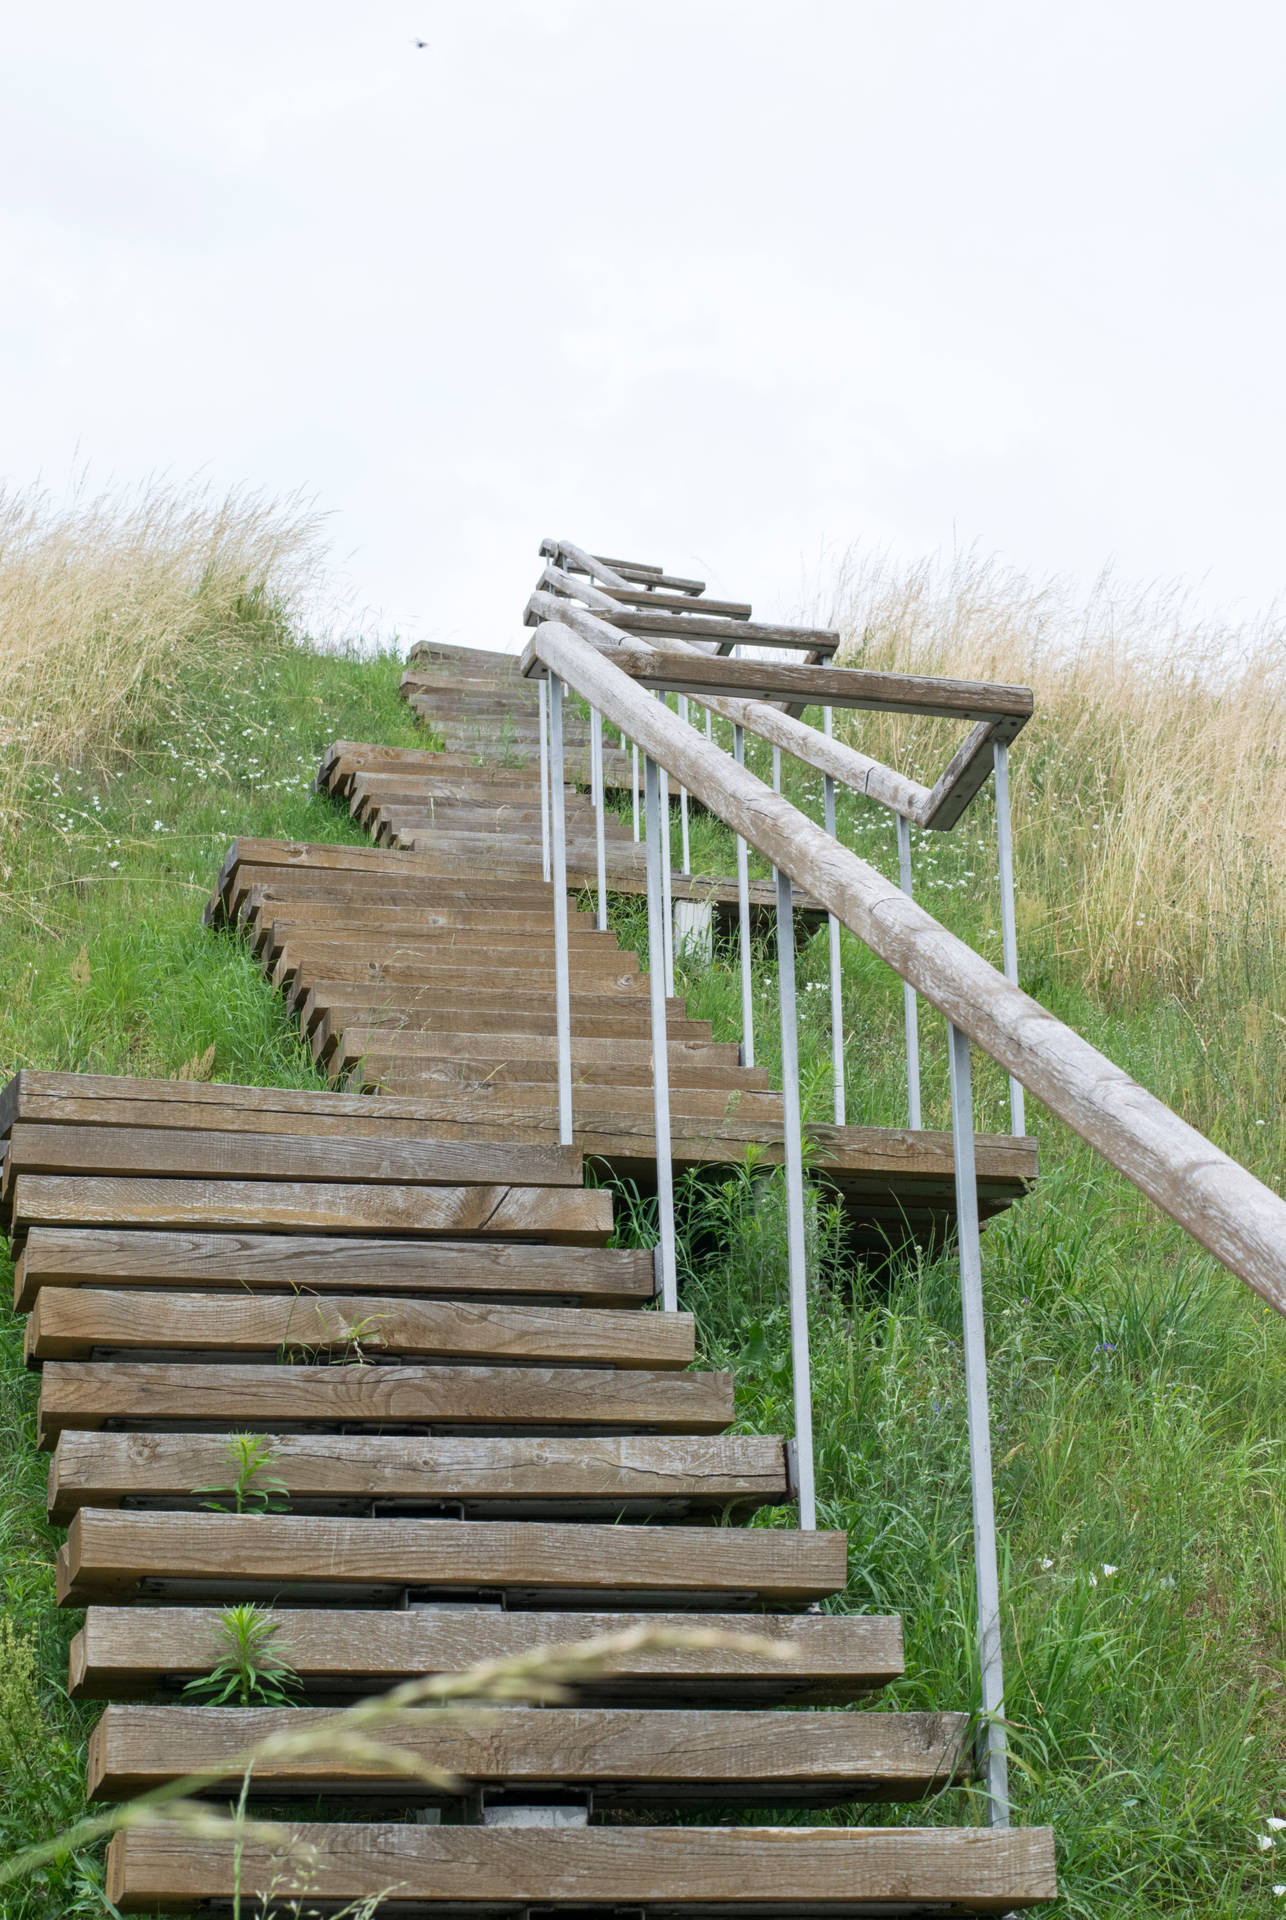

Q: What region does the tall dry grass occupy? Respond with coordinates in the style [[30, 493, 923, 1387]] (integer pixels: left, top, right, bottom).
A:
[[824, 547, 1286, 1006], [0, 476, 328, 837]]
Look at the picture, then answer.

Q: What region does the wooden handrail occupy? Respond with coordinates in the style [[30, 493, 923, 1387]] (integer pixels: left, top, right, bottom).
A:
[[522, 617, 1286, 1318], [526, 586, 1027, 830]]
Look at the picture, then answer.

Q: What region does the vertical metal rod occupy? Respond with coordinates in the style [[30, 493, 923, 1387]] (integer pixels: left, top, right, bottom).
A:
[[631, 744, 640, 842], [537, 677, 551, 885], [654, 694, 675, 998], [772, 744, 781, 793], [548, 674, 573, 1147], [591, 706, 607, 932], [821, 709, 845, 1125], [704, 707, 712, 741], [776, 867, 817, 1531], [947, 1023, 1009, 1828], [897, 814, 923, 1130], [677, 695, 691, 874], [733, 723, 754, 1069], [994, 741, 1025, 1137], [645, 755, 678, 1312]]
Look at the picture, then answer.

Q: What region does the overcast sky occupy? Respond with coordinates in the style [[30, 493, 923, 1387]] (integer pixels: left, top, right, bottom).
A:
[[4, 1, 1285, 649]]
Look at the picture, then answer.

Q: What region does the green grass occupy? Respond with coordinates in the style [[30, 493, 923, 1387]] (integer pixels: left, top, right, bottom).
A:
[[1, 652, 1284, 1914]]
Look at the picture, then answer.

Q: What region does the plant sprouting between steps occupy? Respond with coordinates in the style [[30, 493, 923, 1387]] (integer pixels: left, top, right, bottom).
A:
[[277, 1304, 388, 1367], [193, 1434, 289, 1515], [183, 1605, 302, 1709]]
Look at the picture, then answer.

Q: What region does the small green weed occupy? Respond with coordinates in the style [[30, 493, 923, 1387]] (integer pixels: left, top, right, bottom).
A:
[[194, 1434, 289, 1516], [183, 1604, 302, 1709]]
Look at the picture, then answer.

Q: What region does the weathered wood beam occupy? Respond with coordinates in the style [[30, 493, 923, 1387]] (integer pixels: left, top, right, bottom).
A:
[[522, 618, 1286, 1318]]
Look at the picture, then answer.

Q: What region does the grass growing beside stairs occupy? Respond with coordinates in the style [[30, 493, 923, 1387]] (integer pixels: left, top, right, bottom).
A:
[[1, 572, 1285, 1912]]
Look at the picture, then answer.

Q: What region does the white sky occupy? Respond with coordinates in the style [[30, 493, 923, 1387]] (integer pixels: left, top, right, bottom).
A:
[[4, 1, 1286, 649]]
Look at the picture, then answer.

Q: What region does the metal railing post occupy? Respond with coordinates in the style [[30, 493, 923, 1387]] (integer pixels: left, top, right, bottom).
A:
[[655, 694, 675, 997], [591, 706, 607, 932], [822, 708, 845, 1126], [994, 741, 1025, 1136], [632, 744, 640, 842], [897, 814, 923, 1130], [547, 673, 573, 1147], [645, 755, 678, 1311], [678, 694, 692, 874], [947, 1022, 1009, 1828], [538, 677, 551, 885], [772, 744, 781, 793], [776, 866, 817, 1531], [733, 723, 754, 1069]]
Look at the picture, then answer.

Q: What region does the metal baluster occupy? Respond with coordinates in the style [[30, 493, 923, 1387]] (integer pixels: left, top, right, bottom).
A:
[[994, 741, 1025, 1136], [538, 677, 551, 885], [772, 744, 781, 793], [733, 723, 754, 1069], [645, 755, 678, 1311], [776, 867, 817, 1531], [822, 708, 845, 1125], [591, 706, 607, 932], [632, 744, 640, 842], [548, 673, 573, 1146], [677, 695, 692, 874], [655, 695, 675, 998], [947, 1023, 1009, 1827], [705, 707, 712, 741], [897, 815, 923, 1130]]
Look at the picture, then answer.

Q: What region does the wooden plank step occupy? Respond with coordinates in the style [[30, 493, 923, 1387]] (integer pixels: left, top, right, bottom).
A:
[[106, 1819, 1058, 1913], [10, 1176, 612, 1244], [290, 983, 672, 1031], [15, 1231, 655, 1314], [28, 1291, 694, 1368], [0, 1070, 597, 1137], [49, 1431, 787, 1524], [58, 1510, 848, 1605], [87, 1702, 970, 1805], [300, 991, 701, 1036], [344, 1047, 769, 1092], [1, 1124, 581, 1199], [71, 1604, 901, 1704], [37, 1360, 734, 1447]]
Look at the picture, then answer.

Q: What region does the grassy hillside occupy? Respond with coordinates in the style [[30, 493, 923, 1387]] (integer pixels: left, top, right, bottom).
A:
[[1, 504, 1284, 1915]]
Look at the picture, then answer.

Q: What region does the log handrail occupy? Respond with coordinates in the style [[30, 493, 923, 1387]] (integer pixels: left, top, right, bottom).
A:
[[521, 616, 1286, 1318], [525, 581, 1026, 830]]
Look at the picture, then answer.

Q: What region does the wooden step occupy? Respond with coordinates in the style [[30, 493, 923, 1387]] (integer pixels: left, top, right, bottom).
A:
[[48, 1431, 787, 1523], [14, 1231, 656, 1314], [27, 1290, 694, 1367], [57, 1510, 848, 1605], [87, 1702, 970, 1805], [106, 1819, 1058, 1913], [345, 1049, 769, 1092], [71, 1604, 901, 1704], [37, 1359, 733, 1447], [9, 1175, 612, 1243], [302, 998, 704, 1046], [0, 1124, 580, 1201]]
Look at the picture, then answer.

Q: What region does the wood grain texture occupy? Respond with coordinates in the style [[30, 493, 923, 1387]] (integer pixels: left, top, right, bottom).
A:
[[70, 1604, 900, 1703], [10, 1175, 612, 1243], [48, 1430, 786, 1524], [37, 1359, 733, 1446], [1, 1124, 581, 1193], [14, 1230, 655, 1313], [106, 1818, 1057, 1911], [614, 653, 1033, 718], [87, 1702, 969, 1803], [58, 1509, 848, 1605], [28, 1289, 694, 1367]]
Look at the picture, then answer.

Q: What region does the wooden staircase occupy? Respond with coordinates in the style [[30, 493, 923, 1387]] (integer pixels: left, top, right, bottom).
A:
[[4, 1070, 1055, 1913]]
